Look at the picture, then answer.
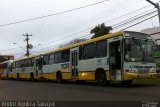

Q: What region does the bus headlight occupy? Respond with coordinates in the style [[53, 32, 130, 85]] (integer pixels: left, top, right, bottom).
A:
[[130, 68, 138, 73], [129, 66, 138, 73], [81, 73, 87, 76], [149, 67, 156, 73]]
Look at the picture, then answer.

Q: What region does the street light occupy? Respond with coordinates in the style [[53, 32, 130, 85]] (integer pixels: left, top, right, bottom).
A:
[[146, 0, 160, 26]]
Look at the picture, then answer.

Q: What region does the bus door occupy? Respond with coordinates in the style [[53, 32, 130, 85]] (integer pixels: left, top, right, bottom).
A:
[[70, 48, 79, 79], [108, 37, 123, 81], [35, 57, 43, 76]]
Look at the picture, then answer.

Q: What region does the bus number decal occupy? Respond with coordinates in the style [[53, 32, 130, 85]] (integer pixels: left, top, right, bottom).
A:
[[61, 63, 69, 69], [97, 59, 103, 66]]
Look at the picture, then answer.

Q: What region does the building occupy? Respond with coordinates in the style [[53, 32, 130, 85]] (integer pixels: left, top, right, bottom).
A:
[[141, 27, 160, 44], [0, 55, 14, 63]]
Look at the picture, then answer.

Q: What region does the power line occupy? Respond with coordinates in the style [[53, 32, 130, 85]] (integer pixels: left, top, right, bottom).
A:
[[12, 11, 156, 57], [1, 5, 154, 51], [32, 11, 158, 53], [0, 47, 22, 51], [80, 0, 160, 29], [40, 9, 156, 47], [33, 8, 155, 48], [27, 0, 92, 35], [113, 10, 157, 29], [6, 4, 159, 56], [103, 5, 152, 24], [30, 33, 92, 54], [0, 0, 109, 27], [26, 0, 158, 37], [10, 9, 157, 56], [65, 0, 142, 32], [122, 14, 158, 30]]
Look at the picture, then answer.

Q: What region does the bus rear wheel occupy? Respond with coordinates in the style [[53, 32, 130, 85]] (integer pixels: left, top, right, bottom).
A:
[[6, 74, 9, 80], [96, 70, 106, 86], [56, 72, 62, 83], [30, 73, 34, 81], [16, 73, 20, 81]]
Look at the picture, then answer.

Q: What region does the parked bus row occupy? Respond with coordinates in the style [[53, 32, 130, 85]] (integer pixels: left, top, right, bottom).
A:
[[0, 31, 158, 85]]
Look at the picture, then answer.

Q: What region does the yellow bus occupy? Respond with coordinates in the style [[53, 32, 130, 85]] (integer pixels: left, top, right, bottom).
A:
[[9, 31, 157, 85], [0, 60, 13, 79]]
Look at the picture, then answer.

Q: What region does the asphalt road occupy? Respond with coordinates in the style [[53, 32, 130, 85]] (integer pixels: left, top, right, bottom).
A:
[[0, 80, 160, 107]]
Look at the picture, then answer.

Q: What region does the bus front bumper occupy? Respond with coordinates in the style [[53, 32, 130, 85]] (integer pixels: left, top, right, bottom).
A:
[[125, 72, 157, 80]]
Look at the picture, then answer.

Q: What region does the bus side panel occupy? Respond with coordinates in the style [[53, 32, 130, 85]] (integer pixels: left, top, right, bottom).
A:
[[78, 57, 109, 80], [42, 63, 61, 80]]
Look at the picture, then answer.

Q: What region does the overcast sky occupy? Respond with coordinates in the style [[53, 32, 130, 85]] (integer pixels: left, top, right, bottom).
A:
[[0, 0, 159, 58]]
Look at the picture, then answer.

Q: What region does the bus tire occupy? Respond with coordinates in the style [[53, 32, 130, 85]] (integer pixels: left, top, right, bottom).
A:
[[56, 71, 62, 83], [16, 73, 20, 81], [30, 73, 34, 81], [7, 74, 9, 80], [121, 80, 133, 86], [95, 69, 106, 86]]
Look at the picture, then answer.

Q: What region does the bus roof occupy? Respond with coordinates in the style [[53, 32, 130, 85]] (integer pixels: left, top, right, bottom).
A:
[[0, 60, 13, 64], [13, 30, 124, 62], [43, 30, 124, 55], [14, 54, 40, 62]]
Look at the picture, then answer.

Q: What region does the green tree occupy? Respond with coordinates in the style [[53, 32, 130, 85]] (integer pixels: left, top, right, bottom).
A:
[[90, 23, 112, 39], [59, 38, 87, 48]]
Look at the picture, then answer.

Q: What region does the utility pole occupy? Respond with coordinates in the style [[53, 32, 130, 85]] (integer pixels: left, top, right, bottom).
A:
[[23, 33, 32, 57], [146, 0, 160, 26]]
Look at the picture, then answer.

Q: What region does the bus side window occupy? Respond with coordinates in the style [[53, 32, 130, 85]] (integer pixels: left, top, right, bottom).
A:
[[28, 59, 32, 67], [12, 62, 15, 69], [96, 40, 107, 58], [31, 58, 35, 66], [49, 53, 54, 64], [37, 58, 43, 70], [79, 46, 83, 60], [17, 61, 21, 68], [24, 60, 28, 67], [43, 55, 49, 65], [54, 52, 61, 63], [83, 43, 96, 59], [61, 49, 70, 62], [9, 64, 12, 72]]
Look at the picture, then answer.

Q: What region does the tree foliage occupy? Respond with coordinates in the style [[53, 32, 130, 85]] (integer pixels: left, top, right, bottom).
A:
[[90, 23, 112, 39], [59, 38, 87, 48]]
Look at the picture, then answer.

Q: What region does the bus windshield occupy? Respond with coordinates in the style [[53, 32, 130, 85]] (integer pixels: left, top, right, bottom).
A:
[[124, 38, 155, 62]]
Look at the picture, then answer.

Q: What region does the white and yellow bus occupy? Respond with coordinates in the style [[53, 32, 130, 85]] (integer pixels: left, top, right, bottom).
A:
[[9, 31, 157, 85], [0, 60, 13, 79]]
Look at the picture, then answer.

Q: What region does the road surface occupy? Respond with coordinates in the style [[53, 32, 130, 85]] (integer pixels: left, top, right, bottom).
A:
[[0, 80, 160, 107]]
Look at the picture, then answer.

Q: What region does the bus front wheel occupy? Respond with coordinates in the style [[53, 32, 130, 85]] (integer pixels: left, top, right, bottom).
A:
[[96, 70, 106, 86]]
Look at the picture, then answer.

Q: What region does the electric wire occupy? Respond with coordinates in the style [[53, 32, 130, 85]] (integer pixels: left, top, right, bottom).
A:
[[9, 8, 158, 56], [0, 0, 109, 27], [122, 14, 158, 30], [2, 0, 160, 56]]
